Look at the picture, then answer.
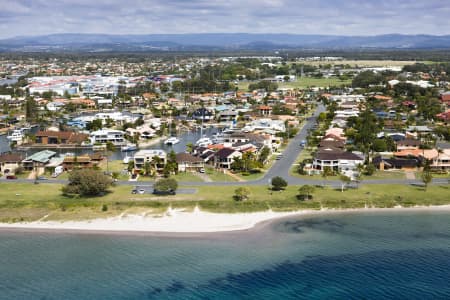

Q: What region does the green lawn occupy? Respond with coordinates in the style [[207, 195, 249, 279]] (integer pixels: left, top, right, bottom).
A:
[[0, 182, 448, 222], [367, 170, 406, 180], [238, 77, 352, 91], [205, 167, 237, 182], [414, 171, 450, 180], [100, 159, 129, 180], [171, 172, 204, 182]]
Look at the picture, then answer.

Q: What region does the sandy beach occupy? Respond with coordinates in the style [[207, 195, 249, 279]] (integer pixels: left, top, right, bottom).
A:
[[1, 205, 450, 234]]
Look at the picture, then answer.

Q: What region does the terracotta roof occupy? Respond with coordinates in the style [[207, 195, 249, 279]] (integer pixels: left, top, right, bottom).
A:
[[35, 131, 88, 144], [396, 139, 421, 147], [394, 149, 438, 160]]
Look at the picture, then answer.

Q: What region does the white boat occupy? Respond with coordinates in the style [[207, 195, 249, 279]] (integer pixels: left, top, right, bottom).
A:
[[92, 144, 107, 151], [164, 137, 180, 145], [123, 155, 131, 164], [6, 130, 24, 142], [121, 143, 137, 152], [212, 133, 225, 144], [195, 137, 213, 147]]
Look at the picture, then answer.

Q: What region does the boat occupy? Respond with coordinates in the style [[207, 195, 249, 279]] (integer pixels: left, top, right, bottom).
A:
[[92, 144, 107, 151], [212, 132, 225, 144], [6, 129, 24, 142], [164, 137, 180, 145], [195, 137, 213, 147], [121, 143, 137, 152], [123, 155, 131, 164]]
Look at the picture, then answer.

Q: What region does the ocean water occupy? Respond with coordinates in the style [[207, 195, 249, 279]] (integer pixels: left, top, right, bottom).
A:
[[1, 211, 450, 299]]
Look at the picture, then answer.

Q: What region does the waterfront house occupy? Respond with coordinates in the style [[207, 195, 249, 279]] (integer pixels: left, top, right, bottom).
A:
[[62, 155, 95, 171], [258, 105, 272, 116], [218, 110, 238, 122], [0, 153, 23, 175], [373, 156, 420, 170], [395, 138, 421, 151], [192, 108, 214, 121], [22, 150, 57, 171], [312, 147, 364, 172], [214, 148, 242, 169], [35, 131, 88, 145], [133, 149, 166, 173], [431, 149, 450, 170], [89, 129, 126, 146], [176, 153, 205, 172]]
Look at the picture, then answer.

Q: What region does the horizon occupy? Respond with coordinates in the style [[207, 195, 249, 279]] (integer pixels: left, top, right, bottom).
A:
[[4, 32, 450, 40], [0, 0, 447, 39]]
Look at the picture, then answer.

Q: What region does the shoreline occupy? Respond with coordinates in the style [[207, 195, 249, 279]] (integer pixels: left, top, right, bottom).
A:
[[1, 205, 450, 236]]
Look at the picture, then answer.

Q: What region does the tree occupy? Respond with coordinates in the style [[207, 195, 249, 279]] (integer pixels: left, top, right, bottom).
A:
[[339, 174, 351, 192], [234, 187, 250, 201], [352, 71, 383, 88], [127, 160, 135, 173], [421, 160, 433, 190], [297, 185, 315, 200], [186, 142, 194, 153], [154, 178, 178, 192], [111, 172, 120, 181], [86, 119, 103, 131], [62, 169, 113, 197], [25, 97, 38, 122], [143, 161, 152, 176], [258, 146, 271, 164], [164, 150, 178, 176], [271, 176, 288, 191], [364, 163, 376, 176], [421, 171, 433, 190]]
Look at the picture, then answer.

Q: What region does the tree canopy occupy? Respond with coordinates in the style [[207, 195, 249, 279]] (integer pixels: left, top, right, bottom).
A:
[[62, 169, 113, 197], [271, 176, 288, 191]]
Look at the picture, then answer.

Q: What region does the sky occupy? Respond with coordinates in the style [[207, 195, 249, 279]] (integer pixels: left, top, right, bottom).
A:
[[0, 0, 448, 39]]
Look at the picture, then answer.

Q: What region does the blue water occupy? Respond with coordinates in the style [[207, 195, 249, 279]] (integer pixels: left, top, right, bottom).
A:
[[1, 211, 450, 299], [0, 127, 217, 159]]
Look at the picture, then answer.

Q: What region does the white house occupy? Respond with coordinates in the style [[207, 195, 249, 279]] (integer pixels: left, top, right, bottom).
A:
[[89, 129, 126, 146], [214, 148, 242, 169], [133, 149, 167, 172]]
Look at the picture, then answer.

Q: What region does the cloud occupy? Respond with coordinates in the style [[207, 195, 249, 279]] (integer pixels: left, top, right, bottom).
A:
[[0, 0, 447, 38]]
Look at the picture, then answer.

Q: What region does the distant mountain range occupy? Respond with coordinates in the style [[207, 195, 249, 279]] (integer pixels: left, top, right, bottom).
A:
[[1, 33, 450, 52]]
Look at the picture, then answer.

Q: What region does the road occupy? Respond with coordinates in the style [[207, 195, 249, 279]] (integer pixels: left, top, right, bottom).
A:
[[1, 103, 448, 188]]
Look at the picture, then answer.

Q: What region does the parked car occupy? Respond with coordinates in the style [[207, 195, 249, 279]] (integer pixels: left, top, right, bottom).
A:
[[199, 168, 205, 173], [152, 189, 176, 195], [131, 188, 146, 194], [6, 175, 17, 180]]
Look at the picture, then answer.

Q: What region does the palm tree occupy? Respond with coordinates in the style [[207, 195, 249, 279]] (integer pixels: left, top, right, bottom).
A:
[[322, 166, 333, 187], [339, 174, 351, 192], [151, 156, 163, 176]]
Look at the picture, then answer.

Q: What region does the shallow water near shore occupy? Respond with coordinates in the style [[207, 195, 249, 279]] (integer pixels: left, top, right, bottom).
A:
[[1, 210, 450, 299]]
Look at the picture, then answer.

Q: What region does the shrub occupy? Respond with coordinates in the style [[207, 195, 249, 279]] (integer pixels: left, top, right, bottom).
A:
[[62, 169, 113, 197], [234, 187, 250, 201], [271, 176, 288, 191], [297, 185, 315, 201], [154, 178, 178, 192]]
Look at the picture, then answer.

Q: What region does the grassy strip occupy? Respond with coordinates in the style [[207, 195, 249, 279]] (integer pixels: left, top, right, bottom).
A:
[[0, 182, 449, 222]]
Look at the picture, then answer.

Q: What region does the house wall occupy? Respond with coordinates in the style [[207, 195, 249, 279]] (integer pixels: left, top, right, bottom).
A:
[[0, 162, 20, 175]]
